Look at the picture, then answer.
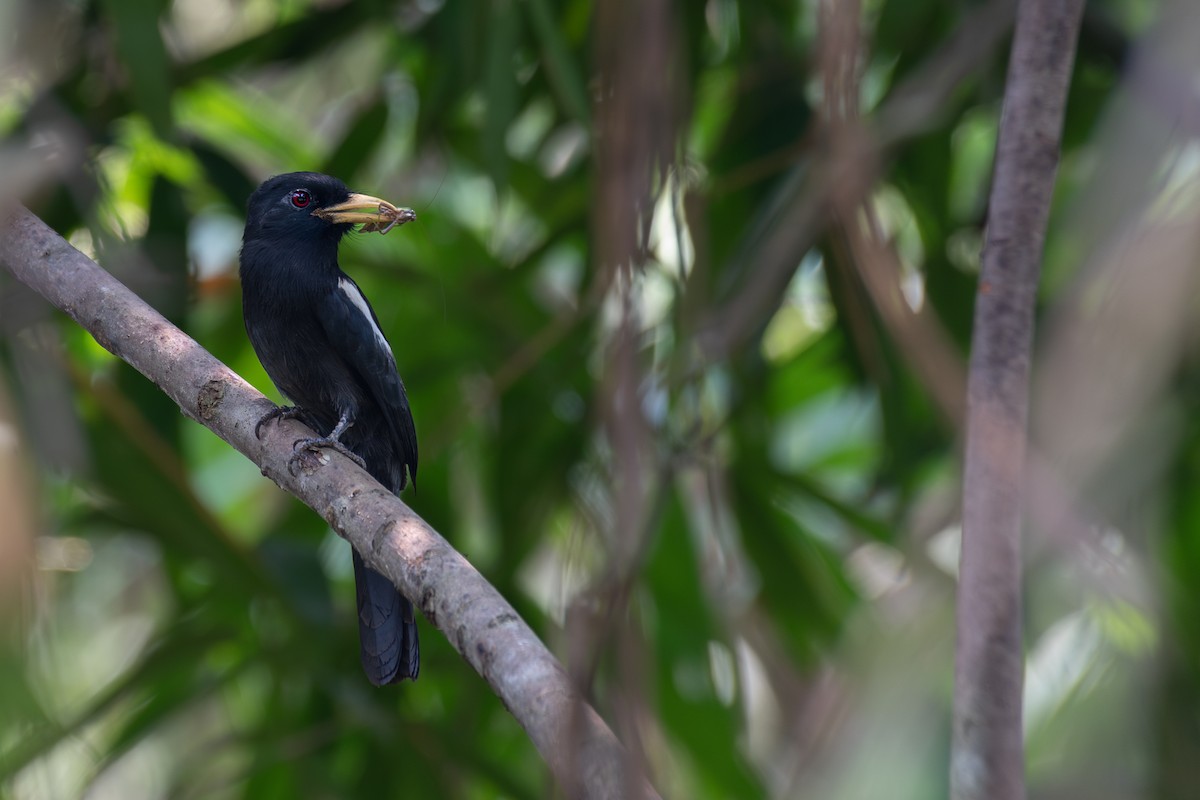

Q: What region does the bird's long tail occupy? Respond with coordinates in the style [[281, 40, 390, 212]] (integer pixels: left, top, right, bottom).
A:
[[353, 548, 420, 685]]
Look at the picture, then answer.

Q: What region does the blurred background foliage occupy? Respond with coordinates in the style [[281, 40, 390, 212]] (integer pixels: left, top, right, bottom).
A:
[[0, 0, 1194, 797]]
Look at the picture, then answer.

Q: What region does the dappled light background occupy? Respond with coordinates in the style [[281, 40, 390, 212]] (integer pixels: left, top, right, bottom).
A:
[[0, 0, 1195, 798]]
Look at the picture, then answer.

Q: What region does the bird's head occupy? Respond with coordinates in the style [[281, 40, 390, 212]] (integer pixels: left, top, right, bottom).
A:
[[243, 172, 415, 247]]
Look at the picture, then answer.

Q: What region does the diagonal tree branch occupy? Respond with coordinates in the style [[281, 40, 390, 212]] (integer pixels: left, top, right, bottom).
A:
[[0, 203, 661, 800], [697, 0, 1018, 362], [951, 1, 1085, 799]]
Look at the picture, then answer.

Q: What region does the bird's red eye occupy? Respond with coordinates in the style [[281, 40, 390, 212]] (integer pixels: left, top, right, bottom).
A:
[[290, 189, 312, 209]]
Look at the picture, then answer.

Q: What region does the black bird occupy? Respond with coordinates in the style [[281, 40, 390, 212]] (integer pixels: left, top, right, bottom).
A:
[[239, 172, 420, 685]]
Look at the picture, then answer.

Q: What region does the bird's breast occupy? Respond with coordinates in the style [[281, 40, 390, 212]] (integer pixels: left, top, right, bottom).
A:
[[242, 280, 361, 429]]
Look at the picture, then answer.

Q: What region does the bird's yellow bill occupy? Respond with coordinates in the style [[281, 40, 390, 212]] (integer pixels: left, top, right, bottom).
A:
[[313, 193, 416, 234]]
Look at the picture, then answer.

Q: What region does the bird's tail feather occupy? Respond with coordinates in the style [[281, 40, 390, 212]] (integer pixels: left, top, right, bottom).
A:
[[353, 549, 420, 685]]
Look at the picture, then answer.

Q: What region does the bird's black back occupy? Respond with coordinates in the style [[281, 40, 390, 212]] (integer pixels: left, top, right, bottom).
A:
[[240, 172, 419, 684]]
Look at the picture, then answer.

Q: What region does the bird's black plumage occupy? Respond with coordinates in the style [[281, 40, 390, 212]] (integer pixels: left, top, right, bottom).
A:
[[239, 172, 419, 685]]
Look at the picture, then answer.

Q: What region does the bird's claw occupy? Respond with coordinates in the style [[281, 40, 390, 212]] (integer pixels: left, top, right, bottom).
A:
[[288, 436, 367, 476], [255, 405, 304, 439]]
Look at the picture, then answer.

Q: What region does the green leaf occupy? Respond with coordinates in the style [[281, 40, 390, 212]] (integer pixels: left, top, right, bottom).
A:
[[520, 0, 591, 125], [0, 624, 230, 780], [99, 0, 174, 136], [646, 496, 764, 798], [483, 0, 521, 190], [322, 98, 390, 182]]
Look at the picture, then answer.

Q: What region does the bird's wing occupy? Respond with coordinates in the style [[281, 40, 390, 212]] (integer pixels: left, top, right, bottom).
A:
[[317, 275, 418, 487]]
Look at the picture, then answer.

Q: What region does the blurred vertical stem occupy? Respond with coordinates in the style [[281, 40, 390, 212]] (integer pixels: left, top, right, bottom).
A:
[[952, 1, 1084, 799], [586, 0, 680, 795]]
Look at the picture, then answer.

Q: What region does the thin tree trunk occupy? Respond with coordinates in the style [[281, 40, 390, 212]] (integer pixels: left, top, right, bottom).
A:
[[951, 1, 1085, 799]]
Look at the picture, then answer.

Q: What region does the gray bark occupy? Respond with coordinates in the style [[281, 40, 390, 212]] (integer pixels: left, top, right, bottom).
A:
[[951, 1, 1085, 799]]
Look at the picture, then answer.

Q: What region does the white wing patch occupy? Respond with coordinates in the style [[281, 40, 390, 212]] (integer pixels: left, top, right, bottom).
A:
[[338, 277, 392, 358]]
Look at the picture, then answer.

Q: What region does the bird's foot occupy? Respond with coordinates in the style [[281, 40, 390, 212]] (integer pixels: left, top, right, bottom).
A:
[[255, 405, 305, 439], [288, 435, 367, 476]]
